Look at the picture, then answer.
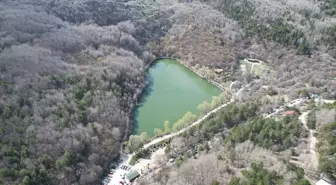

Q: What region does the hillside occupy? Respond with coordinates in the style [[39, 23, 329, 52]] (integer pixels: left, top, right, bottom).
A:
[[0, 0, 168, 184], [0, 0, 335, 185], [137, 100, 336, 185], [153, 0, 336, 100]]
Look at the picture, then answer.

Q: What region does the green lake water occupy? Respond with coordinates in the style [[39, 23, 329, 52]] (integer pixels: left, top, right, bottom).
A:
[[134, 59, 222, 137]]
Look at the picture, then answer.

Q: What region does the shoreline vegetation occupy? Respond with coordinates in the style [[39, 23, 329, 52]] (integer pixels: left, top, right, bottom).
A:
[[2, 0, 336, 184], [150, 57, 228, 92], [122, 57, 231, 151], [126, 57, 229, 150], [128, 94, 259, 166], [126, 57, 231, 154]]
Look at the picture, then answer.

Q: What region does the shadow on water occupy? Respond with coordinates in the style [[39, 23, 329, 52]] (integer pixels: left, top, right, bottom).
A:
[[131, 63, 159, 134]]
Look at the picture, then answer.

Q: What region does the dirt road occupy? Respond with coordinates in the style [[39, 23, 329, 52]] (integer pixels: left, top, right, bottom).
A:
[[298, 111, 318, 169]]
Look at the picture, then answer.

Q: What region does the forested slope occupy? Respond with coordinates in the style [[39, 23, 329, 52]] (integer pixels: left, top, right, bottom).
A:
[[1, 0, 336, 184], [138, 0, 336, 184], [154, 0, 336, 101], [0, 0, 168, 185]]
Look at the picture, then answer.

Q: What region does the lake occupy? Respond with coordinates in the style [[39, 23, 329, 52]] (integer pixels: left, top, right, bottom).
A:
[[134, 59, 221, 137]]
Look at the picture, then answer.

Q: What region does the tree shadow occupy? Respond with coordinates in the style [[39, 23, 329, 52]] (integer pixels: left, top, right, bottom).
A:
[[131, 64, 157, 134]]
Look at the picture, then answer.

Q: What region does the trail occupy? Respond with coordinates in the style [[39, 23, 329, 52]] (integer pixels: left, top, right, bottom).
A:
[[109, 96, 335, 184], [289, 111, 319, 184], [126, 88, 332, 164], [143, 99, 234, 149], [264, 98, 307, 118], [127, 98, 234, 164], [298, 111, 318, 169], [114, 88, 334, 184], [125, 83, 244, 164], [128, 96, 331, 163]]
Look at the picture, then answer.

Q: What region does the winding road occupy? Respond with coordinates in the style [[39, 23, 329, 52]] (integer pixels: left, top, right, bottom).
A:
[[125, 85, 249, 163], [126, 98, 234, 164], [143, 99, 234, 149], [264, 98, 307, 118], [298, 111, 318, 169], [105, 96, 334, 185], [125, 87, 333, 163]]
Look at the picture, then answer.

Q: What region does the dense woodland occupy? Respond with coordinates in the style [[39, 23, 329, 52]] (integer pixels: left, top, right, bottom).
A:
[[317, 113, 336, 178], [141, 101, 336, 184], [228, 163, 310, 185], [139, 99, 311, 184], [0, 0, 169, 184], [155, 0, 336, 101], [1, 0, 336, 184], [225, 116, 302, 151]]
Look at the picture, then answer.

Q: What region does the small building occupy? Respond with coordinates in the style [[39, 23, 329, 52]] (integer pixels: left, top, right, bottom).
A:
[[126, 170, 140, 182], [316, 179, 333, 185], [246, 58, 262, 63], [283, 110, 298, 116], [316, 174, 335, 185]]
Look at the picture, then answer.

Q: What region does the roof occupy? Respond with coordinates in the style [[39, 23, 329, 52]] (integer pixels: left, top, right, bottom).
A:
[[246, 59, 262, 63], [108, 165, 129, 185], [126, 170, 140, 181], [283, 110, 297, 115], [316, 179, 332, 185]]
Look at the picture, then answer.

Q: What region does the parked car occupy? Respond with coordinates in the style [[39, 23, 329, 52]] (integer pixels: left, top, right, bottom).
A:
[[103, 178, 110, 185], [110, 163, 118, 169]]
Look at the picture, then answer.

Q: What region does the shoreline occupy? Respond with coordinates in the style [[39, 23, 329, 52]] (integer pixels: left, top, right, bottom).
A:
[[121, 56, 230, 152], [150, 57, 227, 92]]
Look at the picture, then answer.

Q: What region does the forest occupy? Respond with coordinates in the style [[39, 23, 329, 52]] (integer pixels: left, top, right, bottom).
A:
[[225, 116, 302, 151], [155, 0, 336, 102], [317, 121, 336, 178], [228, 163, 310, 185], [140, 101, 336, 184], [0, 0, 169, 184], [1, 0, 336, 184]]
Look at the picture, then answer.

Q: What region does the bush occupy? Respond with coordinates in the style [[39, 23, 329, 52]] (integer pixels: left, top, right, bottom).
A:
[[307, 111, 316, 129], [127, 132, 149, 153], [228, 162, 311, 185], [228, 163, 282, 185], [210, 180, 220, 185], [175, 156, 184, 167]]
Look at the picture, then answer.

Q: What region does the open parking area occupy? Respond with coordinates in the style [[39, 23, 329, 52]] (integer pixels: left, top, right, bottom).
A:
[[102, 164, 139, 185]]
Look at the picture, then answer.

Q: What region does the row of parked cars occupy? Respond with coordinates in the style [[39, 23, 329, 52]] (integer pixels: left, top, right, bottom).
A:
[[101, 169, 116, 185], [101, 161, 134, 185], [102, 176, 111, 185], [119, 165, 131, 171]]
